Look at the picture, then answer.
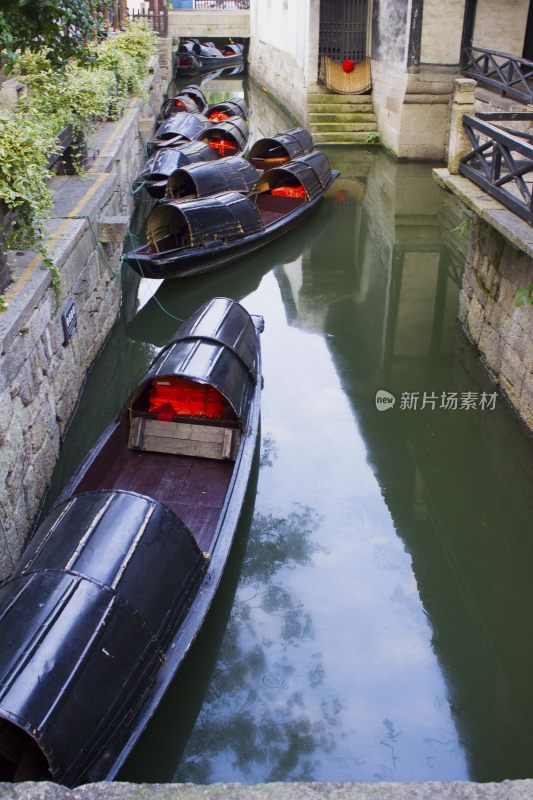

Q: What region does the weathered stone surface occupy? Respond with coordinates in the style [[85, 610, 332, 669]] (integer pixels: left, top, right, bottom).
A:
[[0, 54, 165, 578], [2, 781, 533, 800], [441, 176, 533, 434]]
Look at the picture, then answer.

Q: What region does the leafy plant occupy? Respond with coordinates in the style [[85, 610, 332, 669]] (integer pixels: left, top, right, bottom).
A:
[[0, 20, 156, 283], [515, 284, 533, 307], [0, 0, 106, 75], [365, 131, 381, 144]]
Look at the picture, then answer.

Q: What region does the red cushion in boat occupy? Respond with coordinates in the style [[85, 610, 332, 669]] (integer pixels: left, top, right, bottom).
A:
[[209, 111, 229, 122], [271, 185, 306, 198], [208, 139, 238, 155], [149, 377, 226, 418]]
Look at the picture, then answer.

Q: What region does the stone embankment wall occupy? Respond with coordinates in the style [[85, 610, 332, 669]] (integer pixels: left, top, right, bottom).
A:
[[458, 219, 533, 431], [434, 79, 533, 435], [0, 53, 167, 579]]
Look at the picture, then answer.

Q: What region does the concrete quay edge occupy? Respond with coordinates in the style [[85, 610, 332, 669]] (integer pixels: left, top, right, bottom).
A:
[[433, 168, 533, 260], [2, 781, 533, 800]]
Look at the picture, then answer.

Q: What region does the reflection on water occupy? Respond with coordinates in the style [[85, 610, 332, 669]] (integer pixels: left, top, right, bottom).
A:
[[45, 78, 533, 784]]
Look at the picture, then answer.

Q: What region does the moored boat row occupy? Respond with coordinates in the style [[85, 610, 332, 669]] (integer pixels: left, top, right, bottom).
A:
[[129, 83, 339, 279], [0, 70, 340, 788]]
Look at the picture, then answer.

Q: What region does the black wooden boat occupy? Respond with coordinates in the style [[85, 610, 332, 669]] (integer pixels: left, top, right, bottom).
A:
[[207, 97, 249, 122], [165, 156, 259, 201], [158, 85, 208, 122], [133, 141, 219, 199], [175, 40, 244, 76], [198, 42, 244, 69], [148, 112, 213, 152], [141, 126, 313, 200], [249, 127, 315, 171], [124, 151, 339, 279], [136, 118, 250, 199], [0, 297, 263, 786], [197, 115, 249, 157]]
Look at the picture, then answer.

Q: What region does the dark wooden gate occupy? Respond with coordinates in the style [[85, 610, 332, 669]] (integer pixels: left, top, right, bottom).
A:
[[319, 0, 369, 62]]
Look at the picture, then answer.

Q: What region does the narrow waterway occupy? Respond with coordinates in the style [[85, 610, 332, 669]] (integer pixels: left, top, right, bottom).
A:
[[44, 76, 533, 785]]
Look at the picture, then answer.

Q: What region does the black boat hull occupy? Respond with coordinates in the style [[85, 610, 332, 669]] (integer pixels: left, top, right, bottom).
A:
[[124, 172, 339, 280], [175, 56, 244, 77], [55, 307, 263, 783], [198, 54, 244, 69]]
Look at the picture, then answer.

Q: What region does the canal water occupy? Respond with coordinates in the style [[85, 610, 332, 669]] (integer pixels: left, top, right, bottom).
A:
[[44, 76, 533, 784]]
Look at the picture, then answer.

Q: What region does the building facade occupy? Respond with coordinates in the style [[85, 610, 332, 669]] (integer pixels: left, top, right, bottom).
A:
[[248, 0, 532, 159]]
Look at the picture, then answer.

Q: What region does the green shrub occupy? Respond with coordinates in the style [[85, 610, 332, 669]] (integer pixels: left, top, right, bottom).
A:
[[0, 21, 156, 259]]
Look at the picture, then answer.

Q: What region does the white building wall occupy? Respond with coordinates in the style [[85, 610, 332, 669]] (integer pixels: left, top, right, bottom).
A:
[[249, 0, 314, 124], [473, 0, 529, 54], [420, 0, 466, 64]]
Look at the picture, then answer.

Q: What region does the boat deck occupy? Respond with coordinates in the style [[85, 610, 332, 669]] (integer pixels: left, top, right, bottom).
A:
[[74, 417, 233, 552]]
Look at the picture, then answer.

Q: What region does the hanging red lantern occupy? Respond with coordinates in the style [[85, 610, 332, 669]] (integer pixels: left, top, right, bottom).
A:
[[342, 59, 355, 73]]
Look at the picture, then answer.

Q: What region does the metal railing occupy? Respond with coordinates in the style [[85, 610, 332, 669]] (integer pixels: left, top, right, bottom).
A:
[[130, 7, 168, 35], [461, 46, 533, 104], [460, 113, 533, 225], [191, 0, 249, 8]]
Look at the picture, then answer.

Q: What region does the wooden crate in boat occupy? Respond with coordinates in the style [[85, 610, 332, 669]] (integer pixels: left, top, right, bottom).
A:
[[129, 415, 240, 461]]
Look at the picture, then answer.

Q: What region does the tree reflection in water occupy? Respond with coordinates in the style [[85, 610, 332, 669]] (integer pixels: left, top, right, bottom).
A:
[[175, 505, 342, 783]]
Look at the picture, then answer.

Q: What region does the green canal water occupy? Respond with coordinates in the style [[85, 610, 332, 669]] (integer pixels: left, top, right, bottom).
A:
[[44, 77, 533, 784]]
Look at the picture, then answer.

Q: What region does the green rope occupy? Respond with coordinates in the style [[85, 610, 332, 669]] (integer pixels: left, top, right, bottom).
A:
[[119, 252, 184, 324]]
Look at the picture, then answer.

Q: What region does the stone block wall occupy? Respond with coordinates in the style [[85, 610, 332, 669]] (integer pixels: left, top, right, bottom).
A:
[[167, 9, 250, 38], [459, 219, 533, 431], [248, 39, 308, 125], [371, 64, 456, 160], [0, 59, 164, 579]]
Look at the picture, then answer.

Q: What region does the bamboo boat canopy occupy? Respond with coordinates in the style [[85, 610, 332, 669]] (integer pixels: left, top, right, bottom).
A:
[[259, 151, 334, 200], [147, 191, 264, 251], [0, 489, 205, 784], [207, 97, 249, 121], [198, 115, 249, 152], [166, 156, 259, 199], [141, 297, 258, 420], [249, 127, 315, 164], [151, 113, 212, 145], [137, 142, 217, 183]]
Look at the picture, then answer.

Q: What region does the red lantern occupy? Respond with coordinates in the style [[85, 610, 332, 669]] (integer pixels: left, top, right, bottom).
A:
[[342, 59, 355, 73]]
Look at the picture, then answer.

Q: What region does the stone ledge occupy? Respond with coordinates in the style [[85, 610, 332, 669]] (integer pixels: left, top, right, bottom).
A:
[[2, 781, 533, 800], [0, 56, 159, 357], [433, 168, 533, 260]]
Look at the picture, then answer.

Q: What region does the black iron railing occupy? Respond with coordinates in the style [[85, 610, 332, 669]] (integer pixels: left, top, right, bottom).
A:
[[130, 8, 168, 35], [461, 46, 533, 104], [460, 113, 533, 225]]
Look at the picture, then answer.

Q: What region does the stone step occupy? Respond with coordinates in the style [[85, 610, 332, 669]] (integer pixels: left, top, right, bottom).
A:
[[310, 121, 377, 132], [308, 102, 374, 114], [312, 131, 379, 144], [308, 111, 377, 123], [307, 92, 372, 105]]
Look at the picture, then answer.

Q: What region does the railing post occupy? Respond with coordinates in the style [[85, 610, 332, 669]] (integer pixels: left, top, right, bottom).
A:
[[448, 78, 476, 175]]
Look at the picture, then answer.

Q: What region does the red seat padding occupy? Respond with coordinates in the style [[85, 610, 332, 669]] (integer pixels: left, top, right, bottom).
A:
[[149, 377, 226, 418], [271, 185, 306, 198]]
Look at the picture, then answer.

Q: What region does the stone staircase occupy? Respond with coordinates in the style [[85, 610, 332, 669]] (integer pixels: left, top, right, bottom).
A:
[[307, 84, 379, 145]]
